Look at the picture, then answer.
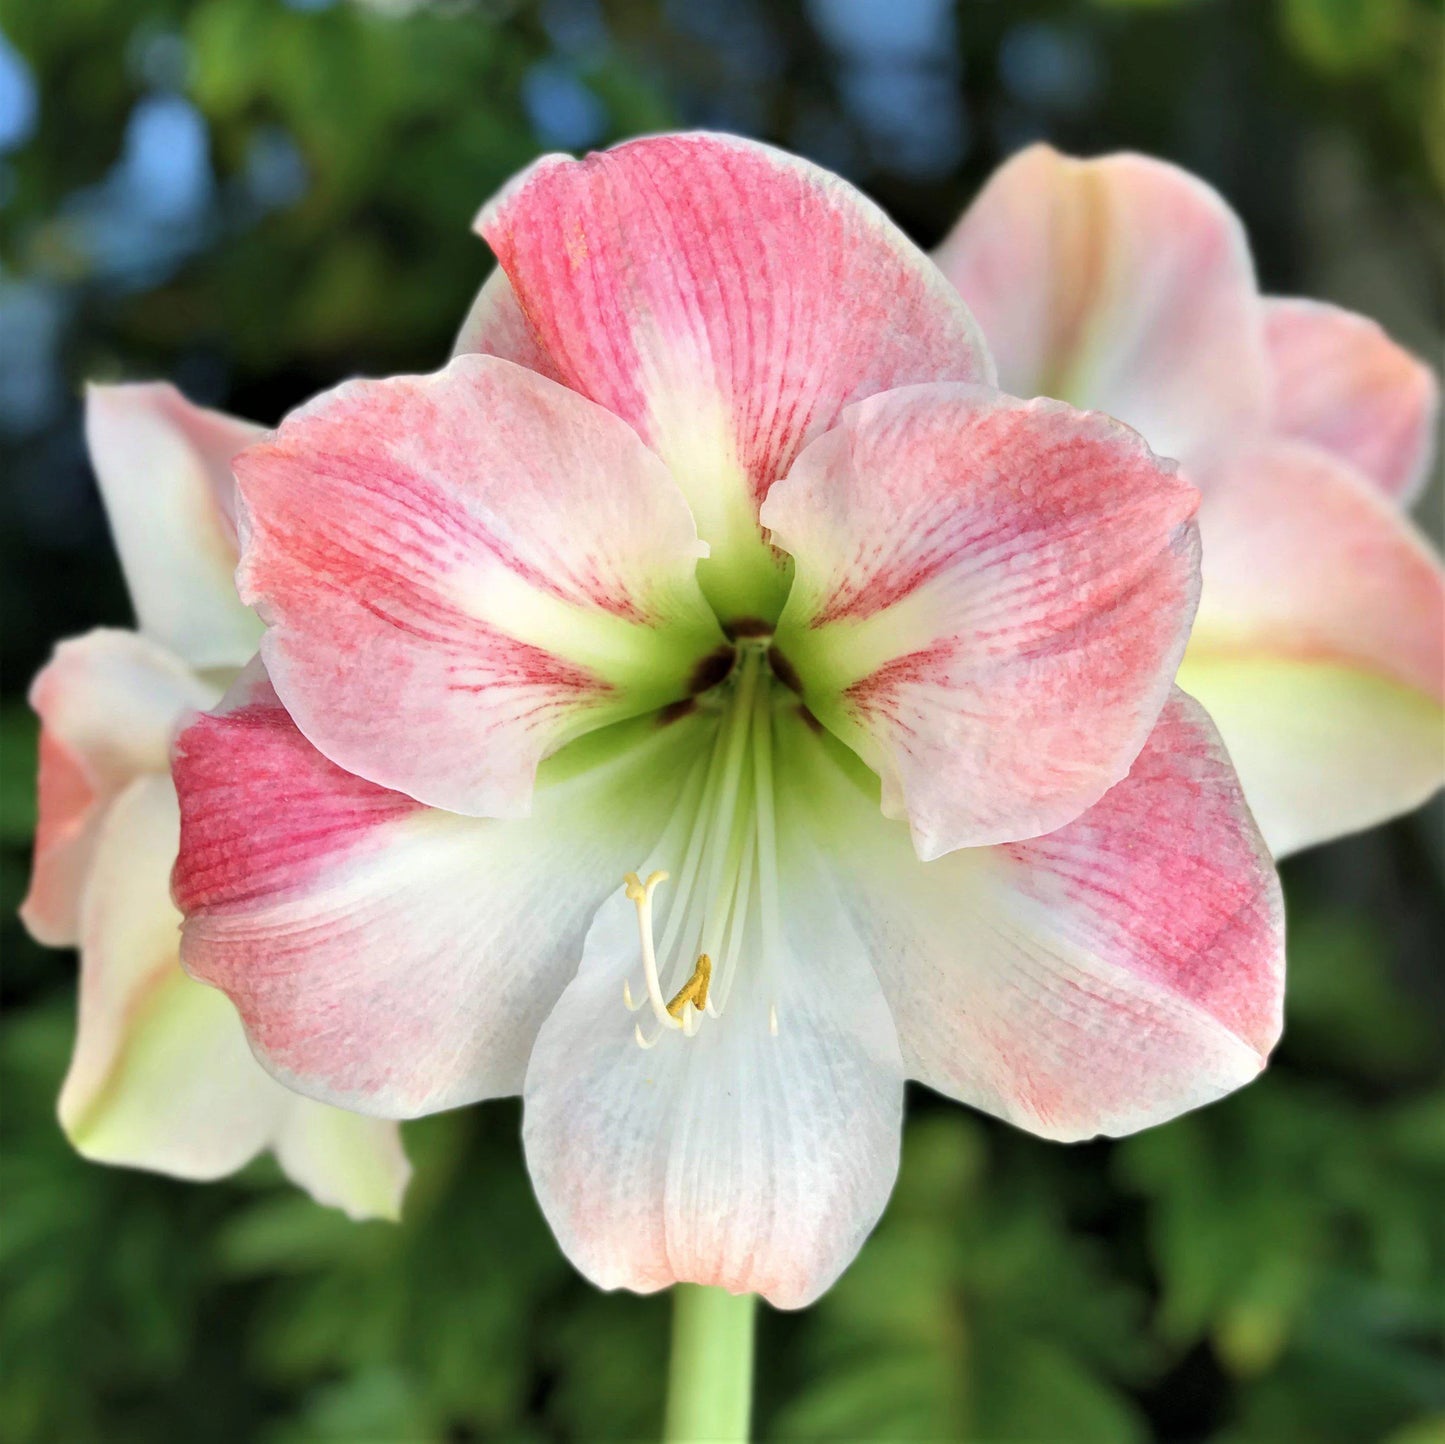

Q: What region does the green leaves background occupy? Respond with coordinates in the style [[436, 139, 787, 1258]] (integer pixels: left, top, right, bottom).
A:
[[1, 1, 1441, 1438]]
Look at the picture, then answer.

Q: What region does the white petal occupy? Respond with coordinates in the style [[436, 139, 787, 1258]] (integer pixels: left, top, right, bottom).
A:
[[60, 774, 288, 1178], [86, 384, 264, 669], [272, 1101, 412, 1222], [522, 780, 904, 1310]]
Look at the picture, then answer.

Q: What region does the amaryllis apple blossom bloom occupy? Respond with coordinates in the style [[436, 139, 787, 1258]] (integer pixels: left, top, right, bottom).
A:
[[935, 145, 1445, 857], [172, 134, 1284, 1307], [21, 384, 411, 1220]]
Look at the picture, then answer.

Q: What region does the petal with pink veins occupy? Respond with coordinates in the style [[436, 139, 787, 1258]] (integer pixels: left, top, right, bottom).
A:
[[174, 666, 716, 1117], [475, 132, 993, 623], [521, 764, 904, 1310], [1263, 298, 1440, 505], [234, 355, 726, 819], [451, 265, 565, 382], [763, 384, 1201, 859], [1180, 439, 1445, 854], [59, 771, 410, 1219], [934, 145, 1269, 472], [779, 694, 1283, 1141], [86, 384, 265, 669], [21, 629, 217, 946]]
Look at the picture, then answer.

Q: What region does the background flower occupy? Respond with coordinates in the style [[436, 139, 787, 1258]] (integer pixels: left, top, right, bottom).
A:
[[20, 384, 410, 1219], [934, 144, 1444, 856]]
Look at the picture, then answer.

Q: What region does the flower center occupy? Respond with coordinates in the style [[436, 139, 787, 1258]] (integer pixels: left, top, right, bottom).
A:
[[622, 642, 782, 1048]]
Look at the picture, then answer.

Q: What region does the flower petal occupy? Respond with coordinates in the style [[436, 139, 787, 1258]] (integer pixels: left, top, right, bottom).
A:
[[21, 630, 217, 946], [234, 354, 726, 819], [86, 383, 265, 669], [1181, 438, 1445, 853], [934, 144, 1269, 470], [174, 665, 714, 1117], [58, 771, 410, 1219], [60, 774, 274, 1176], [1263, 298, 1439, 505], [451, 264, 565, 382], [475, 132, 993, 623], [763, 384, 1200, 858], [1176, 655, 1444, 858], [1192, 440, 1443, 698], [522, 786, 904, 1309], [780, 693, 1283, 1141], [272, 1101, 412, 1222]]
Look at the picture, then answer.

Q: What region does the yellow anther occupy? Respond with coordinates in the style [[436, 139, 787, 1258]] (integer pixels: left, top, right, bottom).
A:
[[665, 953, 712, 1020]]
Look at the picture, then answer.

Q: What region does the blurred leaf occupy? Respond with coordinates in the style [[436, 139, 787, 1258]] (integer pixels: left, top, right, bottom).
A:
[[771, 1112, 1151, 1441], [1384, 1416, 1445, 1444], [1281, 0, 1411, 74], [1283, 907, 1439, 1078], [1118, 1074, 1445, 1433], [0, 707, 39, 845]]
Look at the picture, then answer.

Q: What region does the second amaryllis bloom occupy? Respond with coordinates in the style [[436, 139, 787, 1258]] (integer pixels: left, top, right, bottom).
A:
[[22, 385, 410, 1219], [172, 134, 1284, 1308], [935, 145, 1445, 856]]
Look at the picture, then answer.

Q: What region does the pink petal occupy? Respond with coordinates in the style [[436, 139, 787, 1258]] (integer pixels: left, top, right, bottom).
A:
[[1181, 438, 1444, 852], [174, 665, 714, 1117], [21, 630, 216, 947], [86, 384, 265, 669], [934, 145, 1269, 471], [781, 691, 1284, 1141], [59, 771, 410, 1216], [763, 384, 1201, 858], [475, 132, 993, 622], [234, 354, 725, 819], [1192, 440, 1444, 702], [1264, 298, 1440, 505], [522, 813, 904, 1310], [451, 265, 565, 382]]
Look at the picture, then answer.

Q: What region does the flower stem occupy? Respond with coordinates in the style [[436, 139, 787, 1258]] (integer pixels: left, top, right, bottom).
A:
[[663, 1285, 756, 1443]]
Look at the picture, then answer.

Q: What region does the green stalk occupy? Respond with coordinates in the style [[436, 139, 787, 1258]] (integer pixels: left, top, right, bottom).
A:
[[663, 1285, 757, 1443]]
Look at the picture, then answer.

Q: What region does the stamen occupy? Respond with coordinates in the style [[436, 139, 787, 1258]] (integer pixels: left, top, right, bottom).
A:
[[665, 953, 711, 1019], [621, 645, 783, 1051], [624, 869, 681, 1033]]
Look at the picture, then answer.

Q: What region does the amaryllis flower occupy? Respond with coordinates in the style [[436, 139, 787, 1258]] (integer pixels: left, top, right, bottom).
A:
[[21, 385, 410, 1219], [173, 134, 1283, 1307], [935, 145, 1445, 856]]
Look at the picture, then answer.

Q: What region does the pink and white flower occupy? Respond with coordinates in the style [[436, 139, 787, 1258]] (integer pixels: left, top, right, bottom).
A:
[[22, 384, 410, 1219], [935, 145, 1445, 856], [172, 134, 1284, 1307]]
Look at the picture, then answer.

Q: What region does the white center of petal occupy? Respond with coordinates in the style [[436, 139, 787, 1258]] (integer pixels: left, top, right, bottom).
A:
[[622, 643, 783, 1048]]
